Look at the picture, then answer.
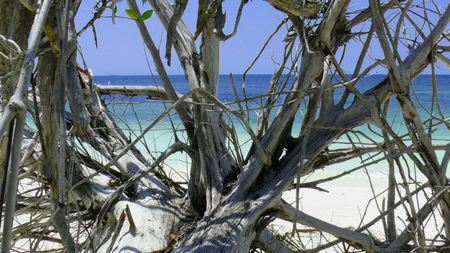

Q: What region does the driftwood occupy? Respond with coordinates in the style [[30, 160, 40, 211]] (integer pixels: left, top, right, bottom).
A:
[[0, 0, 449, 252], [95, 84, 181, 100]]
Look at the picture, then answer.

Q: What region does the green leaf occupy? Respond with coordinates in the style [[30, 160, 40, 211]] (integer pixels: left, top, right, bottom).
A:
[[113, 5, 118, 15], [125, 9, 139, 20], [140, 10, 153, 21]]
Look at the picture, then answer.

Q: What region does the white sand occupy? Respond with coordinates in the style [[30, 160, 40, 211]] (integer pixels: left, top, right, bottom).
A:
[[271, 170, 445, 251]]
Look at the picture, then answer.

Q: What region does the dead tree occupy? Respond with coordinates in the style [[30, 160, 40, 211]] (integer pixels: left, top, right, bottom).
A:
[[0, 0, 449, 252]]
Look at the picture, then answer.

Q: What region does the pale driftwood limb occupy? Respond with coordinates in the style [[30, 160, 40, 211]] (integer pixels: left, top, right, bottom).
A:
[[317, 0, 349, 50], [0, 121, 13, 222], [369, 0, 403, 82], [32, 1, 78, 251], [398, 4, 450, 237], [94, 89, 196, 175], [149, 0, 240, 215], [0, 0, 52, 251], [165, 0, 188, 66], [292, 57, 330, 232], [127, 0, 194, 140], [191, 89, 270, 166], [348, 0, 404, 28], [104, 210, 125, 253], [436, 53, 450, 68], [253, 228, 297, 253], [59, 66, 156, 190], [0, 105, 15, 140], [97, 197, 179, 252], [91, 141, 188, 251], [267, 0, 322, 18], [67, 89, 199, 199], [255, 39, 295, 138], [172, 198, 274, 253], [1, 115, 25, 253], [386, 188, 445, 252], [277, 201, 389, 253], [395, 156, 427, 251], [195, 22, 230, 214], [148, 0, 198, 89], [251, 5, 450, 247], [65, 11, 90, 135], [300, 182, 431, 252], [76, 0, 108, 37], [220, 0, 247, 41], [382, 102, 397, 242], [403, 3, 450, 77], [230, 0, 349, 201], [95, 84, 184, 100]]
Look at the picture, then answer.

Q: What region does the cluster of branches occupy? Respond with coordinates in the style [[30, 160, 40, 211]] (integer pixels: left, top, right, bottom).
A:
[[0, 0, 449, 252]]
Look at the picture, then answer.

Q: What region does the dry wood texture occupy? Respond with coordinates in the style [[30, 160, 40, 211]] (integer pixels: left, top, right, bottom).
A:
[[0, 0, 449, 252]]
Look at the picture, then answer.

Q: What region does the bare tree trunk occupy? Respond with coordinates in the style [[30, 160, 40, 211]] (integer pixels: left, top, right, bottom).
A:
[[0, 0, 53, 251], [0, 0, 33, 193]]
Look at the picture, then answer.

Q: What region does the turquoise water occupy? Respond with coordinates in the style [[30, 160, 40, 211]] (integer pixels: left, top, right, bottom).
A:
[[94, 75, 450, 176]]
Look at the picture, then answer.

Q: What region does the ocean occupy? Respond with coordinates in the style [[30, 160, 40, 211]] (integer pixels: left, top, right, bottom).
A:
[[94, 74, 450, 179]]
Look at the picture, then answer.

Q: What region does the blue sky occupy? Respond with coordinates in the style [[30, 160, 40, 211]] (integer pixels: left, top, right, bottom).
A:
[[75, 1, 448, 75]]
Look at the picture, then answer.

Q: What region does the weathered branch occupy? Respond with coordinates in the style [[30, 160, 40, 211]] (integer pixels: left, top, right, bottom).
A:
[[277, 201, 388, 253], [127, 0, 194, 141], [267, 0, 322, 18], [253, 228, 297, 253], [165, 0, 188, 66], [95, 84, 184, 100], [0, 0, 52, 251]]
